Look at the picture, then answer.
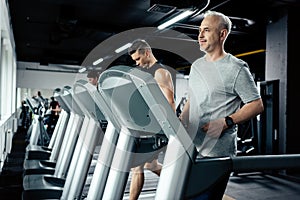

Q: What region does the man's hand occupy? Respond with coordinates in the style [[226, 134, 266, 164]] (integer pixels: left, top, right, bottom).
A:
[[201, 118, 226, 138]]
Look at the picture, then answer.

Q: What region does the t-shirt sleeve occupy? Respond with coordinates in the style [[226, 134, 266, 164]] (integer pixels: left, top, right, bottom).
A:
[[234, 65, 261, 103]]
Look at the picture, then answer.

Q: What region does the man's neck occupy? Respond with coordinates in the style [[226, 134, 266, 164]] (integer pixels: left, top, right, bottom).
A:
[[205, 50, 227, 62], [143, 58, 157, 69], [149, 58, 158, 68]]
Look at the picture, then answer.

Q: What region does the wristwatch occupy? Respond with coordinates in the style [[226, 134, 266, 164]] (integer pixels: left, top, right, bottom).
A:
[[225, 116, 235, 128]]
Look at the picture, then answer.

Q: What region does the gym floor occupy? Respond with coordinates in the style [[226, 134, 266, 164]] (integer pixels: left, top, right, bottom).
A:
[[225, 172, 300, 200], [121, 170, 300, 200], [1, 128, 300, 200]]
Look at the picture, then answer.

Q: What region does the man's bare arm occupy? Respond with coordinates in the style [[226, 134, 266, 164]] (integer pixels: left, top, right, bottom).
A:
[[154, 68, 175, 112]]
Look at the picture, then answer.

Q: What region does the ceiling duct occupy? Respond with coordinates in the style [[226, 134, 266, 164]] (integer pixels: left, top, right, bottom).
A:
[[147, 4, 176, 14], [150, 0, 206, 8]]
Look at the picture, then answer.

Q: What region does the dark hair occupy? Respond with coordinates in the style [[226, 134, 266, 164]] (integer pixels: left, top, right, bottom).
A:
[[128, 39, 151, 55], [87, 70, 99, 78]]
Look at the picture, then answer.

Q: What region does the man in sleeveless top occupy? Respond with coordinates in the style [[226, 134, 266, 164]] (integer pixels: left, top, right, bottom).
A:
[[127, 39, 176, 200]]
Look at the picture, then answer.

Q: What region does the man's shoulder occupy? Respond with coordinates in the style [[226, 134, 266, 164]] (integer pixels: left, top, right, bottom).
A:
[[148, 62, 168, 74], [153, 62, 167, 69], [227, 54, 248, 68]]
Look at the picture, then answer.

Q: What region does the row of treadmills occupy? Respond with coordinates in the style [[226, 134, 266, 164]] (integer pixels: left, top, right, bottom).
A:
[[22, 65, 300, 200]]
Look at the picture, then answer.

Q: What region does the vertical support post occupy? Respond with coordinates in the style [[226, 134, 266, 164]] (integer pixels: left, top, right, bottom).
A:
[[86, 122, 119, 200], [102, 126, 135, 200]]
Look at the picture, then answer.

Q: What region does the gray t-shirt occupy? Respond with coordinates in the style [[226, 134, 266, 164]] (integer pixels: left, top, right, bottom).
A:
[[188, 53, 261, 158]]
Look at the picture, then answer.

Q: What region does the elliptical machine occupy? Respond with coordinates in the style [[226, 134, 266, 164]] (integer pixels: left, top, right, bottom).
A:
[[25, 97, 50, 147]]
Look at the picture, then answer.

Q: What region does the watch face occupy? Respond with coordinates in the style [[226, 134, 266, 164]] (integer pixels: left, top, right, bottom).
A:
[[226, 116, 234, 127]]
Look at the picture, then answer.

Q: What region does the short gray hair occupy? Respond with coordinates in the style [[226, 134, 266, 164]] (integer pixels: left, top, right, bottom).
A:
[[204, 10, 232, 34]]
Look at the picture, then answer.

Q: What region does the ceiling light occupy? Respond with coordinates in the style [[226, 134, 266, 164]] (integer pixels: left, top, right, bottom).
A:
[[158, 0, 211, 30], [158, 9, 195, 30], [78, 67, 86, 73], [93, 58, 104, 65], [115, 43, 132, 54]]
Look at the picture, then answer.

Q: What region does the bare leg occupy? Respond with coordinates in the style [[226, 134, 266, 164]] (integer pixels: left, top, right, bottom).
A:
[[144, 158, 162, 176], [129, 157, 162, 200], [129, 165, 144, 200]]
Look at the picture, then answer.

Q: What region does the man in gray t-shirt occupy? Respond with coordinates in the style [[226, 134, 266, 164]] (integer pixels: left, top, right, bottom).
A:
[[179, 11, 264, 200], [188, 53, 261, 158]]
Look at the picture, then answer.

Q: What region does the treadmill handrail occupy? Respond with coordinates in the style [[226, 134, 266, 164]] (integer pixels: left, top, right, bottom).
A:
[[98, 65, 196, 160]]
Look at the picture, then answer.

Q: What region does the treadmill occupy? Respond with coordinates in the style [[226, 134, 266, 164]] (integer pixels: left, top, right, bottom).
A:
[[93, 65, 300, 200], [23, 87, 72, 175], [22, 86, 85, 199]]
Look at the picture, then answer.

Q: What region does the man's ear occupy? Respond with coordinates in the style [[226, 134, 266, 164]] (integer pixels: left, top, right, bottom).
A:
[[145, 49, 150, 57], [220, 29, 227, 39]]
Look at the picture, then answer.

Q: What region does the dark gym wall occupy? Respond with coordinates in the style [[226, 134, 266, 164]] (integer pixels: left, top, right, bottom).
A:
[[286, 7, 300, 154], [266, 7, 300, 155], [265, 8, 288, 154]]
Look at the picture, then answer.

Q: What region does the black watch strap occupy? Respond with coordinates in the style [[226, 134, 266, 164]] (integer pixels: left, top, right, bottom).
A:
[[225, 116, 235, 128]]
